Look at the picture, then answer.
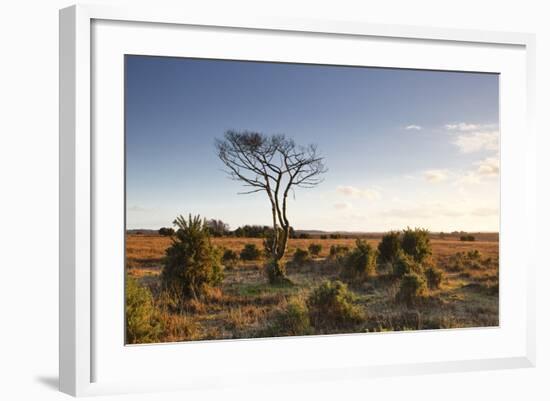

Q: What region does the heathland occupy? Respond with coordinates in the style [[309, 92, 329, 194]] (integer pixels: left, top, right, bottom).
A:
[[126, 228, 499, 344]]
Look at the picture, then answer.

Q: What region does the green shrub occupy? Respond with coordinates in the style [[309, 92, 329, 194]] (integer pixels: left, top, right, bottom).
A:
[[401, 227, 432, 263], [126, 277, 162, 344], [307, 280, 364, 330], [329, 244, 349, 259], [396, 272, 427, 306], [240, 243, 262, 261], [425, 267, 443, 289], [482, 257, 493, 267], [447, 250, 483, 272], [320, 235, 327, 240], [467, 250, 481, 260], [343, 239, 377, 279], [447, 252, 466, 272], [392, 250, 423, 278], [222, 249, 239, 269], [271, 297, 312, 336], [162, 214, 223, 301], [308, 243, 323, 256], [293, 248, 311, 265], [377, 231, 402, 263]]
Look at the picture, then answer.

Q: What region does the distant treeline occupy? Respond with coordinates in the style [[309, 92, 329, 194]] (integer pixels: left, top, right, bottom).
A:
[[129, 221, 495, 241]]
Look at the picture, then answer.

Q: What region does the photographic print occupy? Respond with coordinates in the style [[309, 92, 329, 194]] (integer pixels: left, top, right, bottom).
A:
[[125, 56, 499, 344]]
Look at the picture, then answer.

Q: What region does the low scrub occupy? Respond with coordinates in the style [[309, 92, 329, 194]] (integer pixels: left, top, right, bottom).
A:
[[446, 250, 486, 272], [126, 277, 162, 344], [425, 267, 443, 289], [307, 280, 364, 330], [270, 297, 312, 336], [396, 272, 427, 306], [292, 248, 311, 265], [329, 244, 349, 259], [308, 243, 323, 256], [342, 239, 377, 279], [392, 250, 423, 278], [240, 243, 262, 261], [222, 249, 239, 269]]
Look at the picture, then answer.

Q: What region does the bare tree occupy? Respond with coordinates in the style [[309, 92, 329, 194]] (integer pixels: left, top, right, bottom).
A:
[[216, 130, 327, 283]]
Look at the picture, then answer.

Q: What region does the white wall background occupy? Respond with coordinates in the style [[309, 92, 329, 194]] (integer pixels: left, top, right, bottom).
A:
[[0, 0, 547, 400]]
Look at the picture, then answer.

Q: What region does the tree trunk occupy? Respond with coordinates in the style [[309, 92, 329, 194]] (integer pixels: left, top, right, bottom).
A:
[[267, 224, 291, 284], [270, 205, 279, 261]]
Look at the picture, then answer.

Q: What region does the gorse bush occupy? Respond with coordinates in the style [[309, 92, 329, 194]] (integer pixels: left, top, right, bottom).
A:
[[392, 249, 423, 278], [377, 231, 402, 263], [126, 277, 162, 344], [396, 272, 427, 306], [308, 243, 322, 256], [162, 214, 223, 301], [467, 250, 481, 260], [222, 249, 239, 269], [292, 248, 311, 265], [240, 243, 262, 261], [343, 239, 377, 279], [401, 227, 432, 263], [307, 280, 364, 330], [329, 244, 349, 259], [446, 250, 484, 272], [425, 267, 443, 289], [271, 297, 312, 336]]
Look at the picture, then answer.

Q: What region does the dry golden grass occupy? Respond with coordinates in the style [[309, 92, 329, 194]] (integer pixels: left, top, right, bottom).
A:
[[126, 234, 498, 269], [126, 233, 499, 343]]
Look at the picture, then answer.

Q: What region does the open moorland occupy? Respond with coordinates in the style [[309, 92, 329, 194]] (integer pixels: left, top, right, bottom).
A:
[[126, 230, 499, 344]]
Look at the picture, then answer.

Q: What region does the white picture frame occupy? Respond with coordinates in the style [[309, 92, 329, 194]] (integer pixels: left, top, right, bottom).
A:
[[59, 4, 536, 397]]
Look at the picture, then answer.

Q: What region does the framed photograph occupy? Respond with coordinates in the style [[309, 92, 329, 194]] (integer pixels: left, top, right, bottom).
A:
[[59, 4, 536, 396]]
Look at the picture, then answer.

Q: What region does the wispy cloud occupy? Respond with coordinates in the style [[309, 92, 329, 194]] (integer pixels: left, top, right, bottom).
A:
[[445, 122, 484, 131], [405, 124, 422, 131], [423, 169, 448, 183], [445, 122, 499, 153], [454, 156, 500, 186], [336, 185, 381, 200], [475, 156, 499, 176], [452, 131, 499, 153]]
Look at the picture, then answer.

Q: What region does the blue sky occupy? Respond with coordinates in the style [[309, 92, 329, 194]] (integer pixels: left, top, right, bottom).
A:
[[126, 55, 499, 232]]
